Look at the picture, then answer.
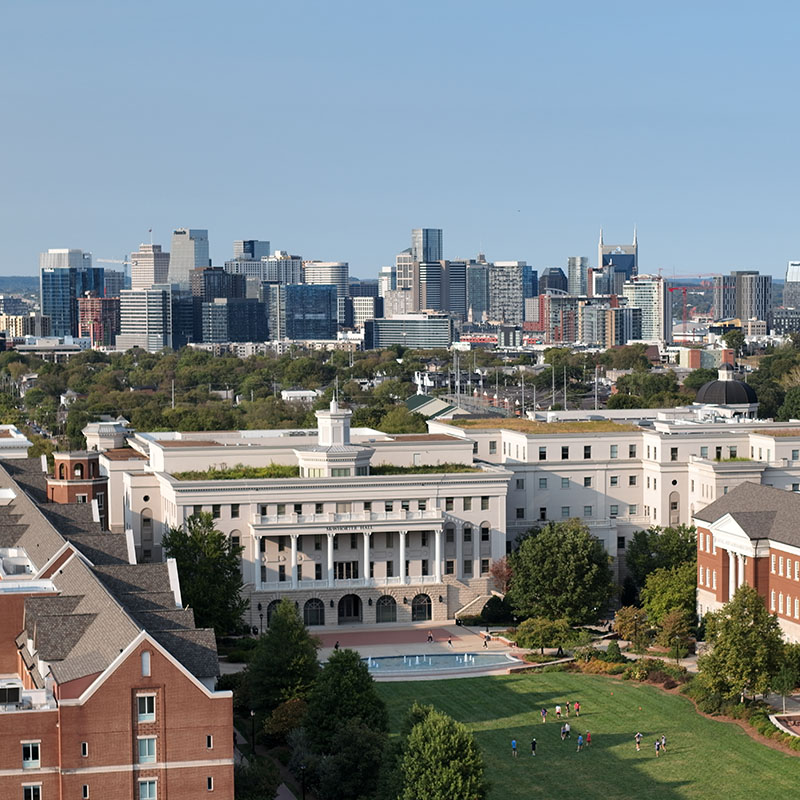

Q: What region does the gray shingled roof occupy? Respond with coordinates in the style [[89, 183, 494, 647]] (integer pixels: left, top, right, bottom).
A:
[[34, 614, 97, 661], [131, 608, 196, 631], [117, 591, 181, 611], [694, 482, 800, 546], [93, 563, 174, 596], [150, 628, 220, 679]]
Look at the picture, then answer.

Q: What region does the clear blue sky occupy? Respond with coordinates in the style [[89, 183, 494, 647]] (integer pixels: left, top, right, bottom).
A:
[[2, 1, 799, 279]]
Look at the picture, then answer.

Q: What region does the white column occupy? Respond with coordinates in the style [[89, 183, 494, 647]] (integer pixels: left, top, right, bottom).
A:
[[255, 536, 262, 590], [290, 534, 298, 589], [434, 529, 442, 583], [327, 533, 335, 587], [737, 554, 746, 587], [362, 532, 371, 584], [399, 530, 407, 584], [456, 525, 463, 579], [728, 551, 736, 600]]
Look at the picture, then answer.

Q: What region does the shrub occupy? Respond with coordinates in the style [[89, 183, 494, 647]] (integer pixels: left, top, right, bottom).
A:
[[605, 640, 624, 661], [481, 595, 514, 623], [458, 615, 484, 627], [663, 678, 678, 690]]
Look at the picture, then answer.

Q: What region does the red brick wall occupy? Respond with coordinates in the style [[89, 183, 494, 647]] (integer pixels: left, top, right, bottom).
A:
[[696, 525, 724, 602], [0, 595, 27, 674], [0, 708, 59, 799], [765, 548, 800, 622]]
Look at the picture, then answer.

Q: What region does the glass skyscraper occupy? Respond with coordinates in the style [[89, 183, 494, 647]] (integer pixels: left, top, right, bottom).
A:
[[169, 228, 209, 289], [40, 262, 105, 337], [411, 228, 443, 263], [263, 284, 338, 340]]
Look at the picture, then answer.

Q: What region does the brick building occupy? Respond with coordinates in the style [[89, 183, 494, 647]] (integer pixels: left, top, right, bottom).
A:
[[77, 294, 121, 348], [0, 456, 233, 799], [695, 481, 800, 640], [46, 451, 109, 528]]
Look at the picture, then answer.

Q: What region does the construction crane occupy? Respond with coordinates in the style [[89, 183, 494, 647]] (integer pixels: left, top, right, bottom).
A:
[[96, 256, 130, 269]]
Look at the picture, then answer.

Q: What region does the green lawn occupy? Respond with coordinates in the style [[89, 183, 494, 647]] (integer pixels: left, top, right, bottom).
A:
[[377, 672, 798, 800]]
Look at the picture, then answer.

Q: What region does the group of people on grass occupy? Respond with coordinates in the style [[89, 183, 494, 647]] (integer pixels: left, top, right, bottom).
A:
[[635, 732, 668, 755]]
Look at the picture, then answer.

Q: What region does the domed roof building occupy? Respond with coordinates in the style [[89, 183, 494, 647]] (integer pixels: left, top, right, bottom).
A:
[[693, 364, 758, 418]]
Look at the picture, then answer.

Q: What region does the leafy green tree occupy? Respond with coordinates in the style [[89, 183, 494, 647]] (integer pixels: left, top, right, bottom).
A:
[[234, 757, 280, 800], [778, 385, 800, 421], [247, 598, 320, 714], [699, 584, 785, 700], [378, 405, 427, 433], [264, 697, 307, 744], [613, 606, 650, 651], [626, 525, 697, 592], [772, 664, 798, 713], [507, 520, 613, 624], [303, 648, 387, 753], [657, 608, 693, 664], [400, 708, 486, 800], [681, 367, 718, 393], [723, 328, 746, 356], [162, 512, 246, 635], [316, 719, 387, 800], [606, 393, 644, 409], [640, 562, 697, 625], [515, 617, 572, 654]]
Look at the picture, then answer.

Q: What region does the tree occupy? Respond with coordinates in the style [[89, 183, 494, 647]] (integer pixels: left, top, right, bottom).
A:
[[507, 520, 613, 624], [488, 555, 512, 593], [778, 385, 800, 421], [162, 512, 247, 635], [378, 405, 427, 433], [723, 328, 746, 356], [264, 697, 307, 744], [316, 719, 387, 800], [698, 584, 785, 700], [400, 708, 486, 800], [303, 648, 387, 752], [772, 664, 798, 714], [640, 562, 697, 625], [683, 367, 718, 393], [606, 393, 644, 409], [515, 617, 572, 654], [247, 598, 320, 714], [657, 608, 693, 665], [625, 525, 697, 592], [613, 606, 650, 651], [234, 758, 280, 800]]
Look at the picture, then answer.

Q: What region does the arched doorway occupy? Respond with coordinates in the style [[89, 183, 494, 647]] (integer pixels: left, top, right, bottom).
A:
[[375, 595, 397, 623], [338, 594, 362, 624], [669, 491, 680, 526], [304, 598, 325, 626], [266, 599, 281, 626], [411, 593, 432, 622]]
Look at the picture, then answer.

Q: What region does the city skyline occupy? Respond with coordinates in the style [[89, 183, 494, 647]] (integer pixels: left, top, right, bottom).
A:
[[3, 3, 800, 278]]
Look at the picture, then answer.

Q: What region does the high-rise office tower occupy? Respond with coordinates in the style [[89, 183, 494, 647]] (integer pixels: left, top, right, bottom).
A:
[[40, 251, 104, 337], [413, 262, 442, 311], [622, 274, 671, 342], [712, 275, 736, 320], [303, 261, 349, 325], [77, 294, 121, 347], [598, 229, 638, 281], [488, 262, 525, 325], [262, 284, 338, 340], [539, 267, 568, 294], [201, 298, 267, 343], [568, 256, 589, 295], [466, 262, 490, 322], [441, 261, 467, 319], [116, 286, 173, 352], [411, 228, 443, 263], [131, 244, 170, 290], [103, 269, 126, 298], [395, 249, 414, 291], [169, 229, 209, 289], [733, 271, 772, 325], [378, 266, 396, 297], [190, 267, 246, 302], [785, 262, 800, 308], [522, 265, 539, 300], [233, 240, 270, 260]]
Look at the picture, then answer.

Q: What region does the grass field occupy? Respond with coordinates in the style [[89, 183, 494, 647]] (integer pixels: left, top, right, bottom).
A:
[[377, 672, 799, 800]]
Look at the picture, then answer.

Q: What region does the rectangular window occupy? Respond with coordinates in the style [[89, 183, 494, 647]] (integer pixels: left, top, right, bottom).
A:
[[539, 507, 547, 520], [463, 527, 472, 543], [716, 446, 722, 460], [138, 737, 156, 764], [137, 695, 155, 723], [712, 570, 717, 590], [629, 444, 636, 458], [691, 479, 695, 492], [445, 497, 454, 511], [609, 504, 619, 517], [670, 447, 678, 462], [22, 742, 40, 769], [481, 496, 489, 510], [780, 556, 785, 576], [481, 525, 490, 541], [647, 476, 650, 489], [489, 440, 497, 454], [561, 477, 570, 489], [139, 781, 157, 800], [420, 531, 428, 547], [538, 446, 546, 460], [401, 499, 410, 512], [276, 503, 286, 515], [561, 506, 570, 518], [445, 560, 454, 575], [699, 567, 704, 587], [647, 446, 650, 458], [350, 533, 357, 550], [610, 445, 618, 459], [795, 561, 799, 581], [771, 554, 776, 573], [386, 561, 394, 577], [795, 597, 799, 619], [315, 563, 322, 581], [23, 789, 42, 800], [463, 560, 473, 575], [278, 565, 286, 582], [793, 484, 799, 492], [794, 449, 800, 461], [516, 508, 525, 519], [384, 501, 393, 512], [76, 494, 88, 504], [583, 476, 592, 487], [331, 468, 351, 477], [584, 445, 591, 459], [445, 528, 454, 544], [629, 504, 638, 515], [706, 534, 711, 552], [421, 559, 429, 576], [561, 446, 569, 460], [729, 446, 737, 458], [653, 478, 657, 490], [516, 478, 524, 491], [81, 742, 88, 758], [207, 777, 214, 792], [463, 496, 472, 511], [211, 504, 221, 519], [83, 786, 90, 800], [617, 535, 625, 550], [481, 559, 489, 575], [771, 590, 776, 610], [539, 478, 548, 489], [230, 504, 240, 519], [610, 476, 618, 487], [780, 593, 785, 614], [583, 505, 592, 517], [629, 475, 637, 486], [364, 501, 372, 512], [314, 503, 324, 514]]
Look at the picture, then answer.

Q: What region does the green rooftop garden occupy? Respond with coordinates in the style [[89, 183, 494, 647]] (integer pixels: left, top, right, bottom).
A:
[[370, 462, 481, 475], [445, 418, 640, 434], [171, 463, 300, 481]]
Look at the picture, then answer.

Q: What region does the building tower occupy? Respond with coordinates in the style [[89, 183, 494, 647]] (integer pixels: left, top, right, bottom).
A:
[[567, 256, 589, 295], [130, 243, 170, 290], [169, 228, 210, 289], [411, 229, 443, 263], [39, 250, 104, 337], [598, 228, 638, 281], [785, 262, 800, 308]]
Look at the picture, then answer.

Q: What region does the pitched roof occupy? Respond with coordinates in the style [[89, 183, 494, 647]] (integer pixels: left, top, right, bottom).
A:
[[694, 482, 800, 546]]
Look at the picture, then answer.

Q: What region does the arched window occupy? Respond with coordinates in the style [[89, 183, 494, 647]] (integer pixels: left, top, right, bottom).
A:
[[411, 593, 432, 622], [141, 650, 151, 677], [58, 463, 65, 479], [74, 463, 84, 479], [266, 599, 281, 626], [338, 594, 362, 624], [304, 598, 325, 626], [376, 595, 397, 623]]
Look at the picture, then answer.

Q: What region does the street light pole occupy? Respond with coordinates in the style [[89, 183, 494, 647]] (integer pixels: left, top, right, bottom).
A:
[[250, 709, 255, 758]]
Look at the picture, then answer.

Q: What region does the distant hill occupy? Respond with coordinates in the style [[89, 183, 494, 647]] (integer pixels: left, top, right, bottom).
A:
[[0, 276, 39, 295]]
